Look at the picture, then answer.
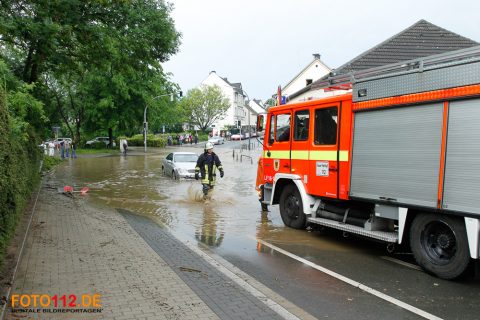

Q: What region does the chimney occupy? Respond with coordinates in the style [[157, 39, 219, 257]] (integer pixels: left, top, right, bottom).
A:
[[313, 53, 320, 59]]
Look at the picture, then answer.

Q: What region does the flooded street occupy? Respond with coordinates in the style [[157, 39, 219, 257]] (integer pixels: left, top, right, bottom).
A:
[[50, 142, 480, 320], [54, 143, 268, 250]]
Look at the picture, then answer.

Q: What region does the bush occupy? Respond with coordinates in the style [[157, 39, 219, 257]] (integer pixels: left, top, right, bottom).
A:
[[198, 132, 209, 142], [42, 155, 62, 172], [120, 134, 166, 148], [0, 89, 41, 265], [89, 141, 106, 149]]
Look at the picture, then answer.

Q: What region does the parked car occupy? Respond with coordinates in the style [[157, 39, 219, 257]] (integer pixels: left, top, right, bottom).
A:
[[162, 152, 198, 179], [86, 137, 116, 147], [230, 133, 245, 141], [53, 138, 72, 147], [208, 136, 225, 145]]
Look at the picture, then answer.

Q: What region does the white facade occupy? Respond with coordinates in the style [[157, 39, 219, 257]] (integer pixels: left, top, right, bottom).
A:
[[282, 54, 331, 97], [246, 99, 265, 127], [289, 87, 351, 103], [201, 71, 246, 131]]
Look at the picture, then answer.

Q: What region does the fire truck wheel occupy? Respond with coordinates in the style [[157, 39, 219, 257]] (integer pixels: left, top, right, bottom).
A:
[[279, 185, 306, 229], [410, 213, 470, 280]]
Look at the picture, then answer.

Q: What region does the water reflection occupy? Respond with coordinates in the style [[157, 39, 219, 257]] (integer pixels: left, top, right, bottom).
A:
[[195, 204, 225, 247]]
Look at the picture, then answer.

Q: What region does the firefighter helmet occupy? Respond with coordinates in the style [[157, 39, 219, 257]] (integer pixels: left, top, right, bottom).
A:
[[205, 142, 214, 150]]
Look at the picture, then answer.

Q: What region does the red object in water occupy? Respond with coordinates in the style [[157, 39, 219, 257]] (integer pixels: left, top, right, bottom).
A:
[[62, 186, 89, 194]]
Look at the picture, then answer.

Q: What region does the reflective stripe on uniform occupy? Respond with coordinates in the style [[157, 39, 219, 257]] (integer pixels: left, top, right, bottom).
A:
[[202, 164, 217, 185]]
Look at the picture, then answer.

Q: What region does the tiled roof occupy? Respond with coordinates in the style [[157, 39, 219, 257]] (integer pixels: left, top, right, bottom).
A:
[[290, 20, 479, 99], [222, 77, 243, 92], [332, 19, 478, 76]]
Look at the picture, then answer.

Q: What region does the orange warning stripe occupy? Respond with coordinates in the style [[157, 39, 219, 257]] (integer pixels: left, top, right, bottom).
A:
[[353, 84, 480, 111]]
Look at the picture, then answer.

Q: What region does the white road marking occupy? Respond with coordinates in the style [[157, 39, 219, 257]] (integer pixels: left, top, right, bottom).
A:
[[169, 233, 307, 320], [255, 238, 443, 320], [381, 256, 423, 271]]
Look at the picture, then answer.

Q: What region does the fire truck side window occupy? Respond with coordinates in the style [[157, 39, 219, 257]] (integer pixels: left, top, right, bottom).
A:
[[314, 107, 338, 145], [268, 115, 275, 145], [275, 114, 291, 142], [294, 110, 309, 141]]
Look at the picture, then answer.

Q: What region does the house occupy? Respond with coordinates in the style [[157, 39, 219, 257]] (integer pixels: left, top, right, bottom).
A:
[[201, 71, 247, 132], [282, 53, 331, 97], [245, 99, 266, 129], [288, 20, 479, 102]]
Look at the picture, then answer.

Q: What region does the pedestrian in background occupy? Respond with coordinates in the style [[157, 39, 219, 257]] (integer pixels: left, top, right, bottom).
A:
[[194, 133, 198, 145], [48, 141, 55, 156], [195, 142, 224, 200], [60, 141, 65, 159], [71, 140, 77, 158], [41, 141, 47, 155], [65, 140, 70, 158], [122, 139, 128, 156]]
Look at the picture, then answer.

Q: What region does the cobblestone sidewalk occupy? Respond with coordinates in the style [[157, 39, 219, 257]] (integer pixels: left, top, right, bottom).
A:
[[5, 185, 220, 319], [3, 179, 292, 319]]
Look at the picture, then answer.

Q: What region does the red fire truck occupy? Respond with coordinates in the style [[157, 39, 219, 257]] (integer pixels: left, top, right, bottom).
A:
[[257, 46, 480, 279]]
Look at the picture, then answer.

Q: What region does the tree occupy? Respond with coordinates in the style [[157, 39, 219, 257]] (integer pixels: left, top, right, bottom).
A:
[[0, 0, 181, 142], [180, 85, 230, 132]]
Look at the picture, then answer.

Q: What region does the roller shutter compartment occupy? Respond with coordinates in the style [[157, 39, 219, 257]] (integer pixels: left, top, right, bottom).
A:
[[443, 99, 480, 215], [350, 103, 443, 208]]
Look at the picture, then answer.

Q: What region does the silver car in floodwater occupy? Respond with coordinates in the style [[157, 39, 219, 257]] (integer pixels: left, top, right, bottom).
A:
[[162, 152, 198, 179]]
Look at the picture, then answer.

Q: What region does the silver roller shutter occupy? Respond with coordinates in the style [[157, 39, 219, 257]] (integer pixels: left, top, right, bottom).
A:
[[350, 103, 443, 208], [443, 99, 480, 215]]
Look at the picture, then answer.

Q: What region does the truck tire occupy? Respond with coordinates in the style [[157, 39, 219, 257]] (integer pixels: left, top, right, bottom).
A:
[[410, 213, 470, 279], [279, 184, 306, 229]]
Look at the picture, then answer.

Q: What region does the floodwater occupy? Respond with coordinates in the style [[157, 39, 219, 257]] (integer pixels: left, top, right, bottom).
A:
[[52, 144, 290, 249]]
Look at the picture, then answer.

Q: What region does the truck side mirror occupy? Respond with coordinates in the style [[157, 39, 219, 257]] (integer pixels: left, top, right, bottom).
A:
[[257, 114, 264, 131]]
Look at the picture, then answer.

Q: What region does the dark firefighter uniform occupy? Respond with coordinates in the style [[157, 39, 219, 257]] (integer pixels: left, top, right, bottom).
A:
[[195, 149, 224, 199]]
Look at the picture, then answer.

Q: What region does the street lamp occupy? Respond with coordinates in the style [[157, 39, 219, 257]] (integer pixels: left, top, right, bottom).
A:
[[144, 91, 182, 153]]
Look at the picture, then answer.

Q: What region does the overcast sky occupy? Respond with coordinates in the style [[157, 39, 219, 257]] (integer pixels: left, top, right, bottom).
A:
[[162, 0, 480, 101]]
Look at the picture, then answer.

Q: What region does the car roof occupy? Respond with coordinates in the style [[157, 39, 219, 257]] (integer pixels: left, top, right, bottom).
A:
[[172, 152, 197, 156]]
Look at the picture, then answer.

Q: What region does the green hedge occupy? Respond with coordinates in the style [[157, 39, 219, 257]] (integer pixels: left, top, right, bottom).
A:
[[0, 89, 41, 265], [117, 134, 166, 148], [89, 141, 107, 149]]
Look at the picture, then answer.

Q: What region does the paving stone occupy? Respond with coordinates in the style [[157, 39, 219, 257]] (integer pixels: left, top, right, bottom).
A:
[[121, 210, 283, 320], [6, 186, 220, 319]]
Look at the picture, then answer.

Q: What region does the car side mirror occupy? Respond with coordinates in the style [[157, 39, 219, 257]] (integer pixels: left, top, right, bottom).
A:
[[257, 114, 264, 131]]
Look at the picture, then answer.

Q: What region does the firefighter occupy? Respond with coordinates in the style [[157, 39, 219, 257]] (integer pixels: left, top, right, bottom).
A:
[[195, 142, 224, 200]]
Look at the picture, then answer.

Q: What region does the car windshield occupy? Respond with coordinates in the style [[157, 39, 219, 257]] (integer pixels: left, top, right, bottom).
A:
[[174, 154, 197, 162]]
